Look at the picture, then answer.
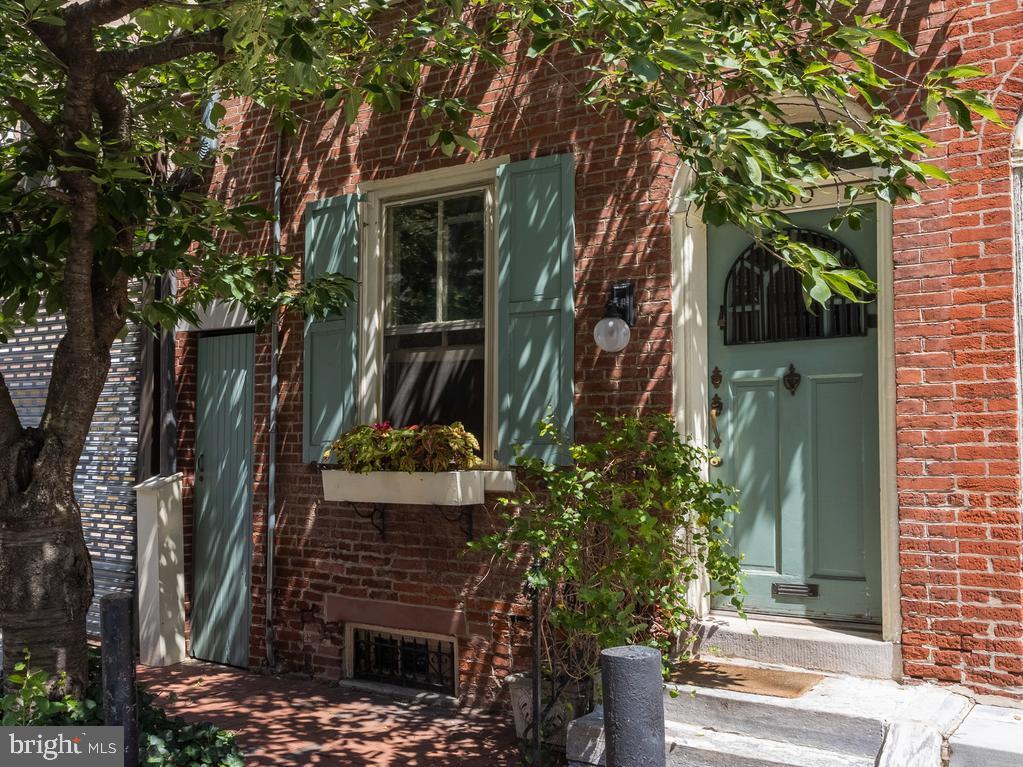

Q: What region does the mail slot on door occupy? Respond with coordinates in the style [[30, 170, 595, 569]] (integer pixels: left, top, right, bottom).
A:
[[772, 582, 820, 599]]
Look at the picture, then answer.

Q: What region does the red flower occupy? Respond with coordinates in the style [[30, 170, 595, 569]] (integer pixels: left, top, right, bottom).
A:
[[371, 421, 392, 431]]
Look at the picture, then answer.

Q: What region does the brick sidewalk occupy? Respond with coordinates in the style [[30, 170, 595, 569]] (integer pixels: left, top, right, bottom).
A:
[[138, 662, 523, 766]]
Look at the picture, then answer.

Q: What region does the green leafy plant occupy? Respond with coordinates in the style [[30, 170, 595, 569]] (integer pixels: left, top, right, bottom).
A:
[[324, 422, 483, 473], [478, 413, 743, 688], [1, 652, 244, 766], [0, 652, 91, 726]]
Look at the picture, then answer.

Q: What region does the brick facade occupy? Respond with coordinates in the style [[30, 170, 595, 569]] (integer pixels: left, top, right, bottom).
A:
[[885, 0, 1023, 697], [175, 46, 678, 705], [174, 0, 1023, 704]]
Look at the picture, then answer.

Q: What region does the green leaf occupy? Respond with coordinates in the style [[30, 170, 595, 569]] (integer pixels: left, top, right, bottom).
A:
[[806, 272, 830, 304], [453, 133, 480, 153], [289, 35, 316, 64], [956, 90, 1007, 127], [938, 64, 987, 80], [916, 162, 951, 182], [343, 93, 361, 125], [865, 27, 914, 55], [942, 97, 974, 131], [628, 55, 660, 83], [740, 153, 762, 185]]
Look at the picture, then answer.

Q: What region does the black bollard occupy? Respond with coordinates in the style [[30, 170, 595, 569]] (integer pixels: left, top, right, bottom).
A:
[[600, 646, 665, 767], [101, 593, 138, 767]]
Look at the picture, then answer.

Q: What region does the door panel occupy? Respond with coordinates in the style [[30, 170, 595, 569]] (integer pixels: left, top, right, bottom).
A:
[[708, 206, 881, 622], [192, 332, 254, 667], [728, 379, 781, 573], [812, 376, 866, 580]]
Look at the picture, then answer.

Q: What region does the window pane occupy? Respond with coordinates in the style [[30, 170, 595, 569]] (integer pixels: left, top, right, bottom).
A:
[[383, 329, 486, 446], [445, 194, 485, 321], [388, 201, 438, 326], [383, 192, 487, 449]]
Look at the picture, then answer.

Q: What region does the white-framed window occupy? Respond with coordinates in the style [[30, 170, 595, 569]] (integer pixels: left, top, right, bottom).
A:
[[302, 153, 575, 467], [358, 159, 505, 463]]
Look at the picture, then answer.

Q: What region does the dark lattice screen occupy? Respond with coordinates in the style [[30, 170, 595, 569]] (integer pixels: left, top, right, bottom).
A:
[[720, 228, 869, 345]]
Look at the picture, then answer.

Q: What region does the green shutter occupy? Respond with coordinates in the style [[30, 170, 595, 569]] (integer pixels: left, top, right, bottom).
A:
[[496, 154, 575, 464], [303, 194, 359, 463]]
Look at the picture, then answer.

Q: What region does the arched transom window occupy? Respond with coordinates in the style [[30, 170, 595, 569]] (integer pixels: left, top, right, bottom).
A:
[[719, 228, 869, 346]]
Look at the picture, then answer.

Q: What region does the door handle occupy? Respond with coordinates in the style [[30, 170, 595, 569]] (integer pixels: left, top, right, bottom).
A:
[[709, 394, 723, 467], [197, 452, 205, 483]]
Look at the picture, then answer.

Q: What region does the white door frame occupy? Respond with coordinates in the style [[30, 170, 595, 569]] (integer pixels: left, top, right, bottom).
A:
[[670, 166, 900, 642]]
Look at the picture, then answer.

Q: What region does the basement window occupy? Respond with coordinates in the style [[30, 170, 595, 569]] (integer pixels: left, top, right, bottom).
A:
[[352, 627, 456, 695]]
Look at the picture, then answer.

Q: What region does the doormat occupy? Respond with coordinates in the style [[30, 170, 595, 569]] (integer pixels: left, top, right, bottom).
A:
[[669, 660, 823, 698]]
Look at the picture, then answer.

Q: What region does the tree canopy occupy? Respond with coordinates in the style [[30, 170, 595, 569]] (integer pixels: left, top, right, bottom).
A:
[[0, 0, 998, 336]]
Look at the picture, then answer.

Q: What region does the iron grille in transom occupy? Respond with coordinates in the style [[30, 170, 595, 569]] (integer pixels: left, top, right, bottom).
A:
[[719, 228, 870, 345], [352, 628, 456, 695]]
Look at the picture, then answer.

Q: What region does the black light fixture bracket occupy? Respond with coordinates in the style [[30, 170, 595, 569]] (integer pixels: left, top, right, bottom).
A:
[[606, 281, 636, 326]]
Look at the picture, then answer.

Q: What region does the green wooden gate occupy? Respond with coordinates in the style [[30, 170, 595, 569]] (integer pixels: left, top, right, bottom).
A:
[[192, 332, 254, 666]]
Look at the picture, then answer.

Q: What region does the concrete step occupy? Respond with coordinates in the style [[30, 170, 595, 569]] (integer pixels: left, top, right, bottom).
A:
[[949, 705, 1023, 767], [697, 613, 897, 679], [664, 721, 876, 767], [568, 711, 875, 767], [663, 671, 970, 758], [566, 667, 972, 767]]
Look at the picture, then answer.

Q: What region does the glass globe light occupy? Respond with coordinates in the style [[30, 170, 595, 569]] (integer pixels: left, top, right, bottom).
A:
[[593, 309, 631, 353]]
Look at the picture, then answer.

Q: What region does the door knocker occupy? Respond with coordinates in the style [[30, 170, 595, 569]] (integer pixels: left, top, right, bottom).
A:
[[783, 363, 801, 396]]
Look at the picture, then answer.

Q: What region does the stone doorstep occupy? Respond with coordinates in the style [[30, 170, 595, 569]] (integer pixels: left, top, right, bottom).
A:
[[569, 711, 877, 767], [696, 613, 899, 679], [948, 705, 1023, 767], [566, 672, 973, 767]]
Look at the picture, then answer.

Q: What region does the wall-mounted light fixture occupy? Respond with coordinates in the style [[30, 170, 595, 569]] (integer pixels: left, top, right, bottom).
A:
[[593, 281, 635, 353]]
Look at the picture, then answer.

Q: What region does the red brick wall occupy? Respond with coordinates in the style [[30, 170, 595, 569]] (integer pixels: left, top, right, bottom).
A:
[[175, 45, 678, 705], [173, 0, 1023, 702], [886, 0, 1023, 698]]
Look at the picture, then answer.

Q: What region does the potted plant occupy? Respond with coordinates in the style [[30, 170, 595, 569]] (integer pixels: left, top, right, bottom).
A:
[[320, 422, 486, 505], [477, 413, 744, 750]]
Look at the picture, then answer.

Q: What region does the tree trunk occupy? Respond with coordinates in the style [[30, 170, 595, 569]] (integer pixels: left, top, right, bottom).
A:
[[0, 335, 114, 694], [0, 465, 94, 694]]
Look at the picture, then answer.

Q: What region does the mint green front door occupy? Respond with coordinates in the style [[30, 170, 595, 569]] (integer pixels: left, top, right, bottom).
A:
[[708, 206, 881, 622]]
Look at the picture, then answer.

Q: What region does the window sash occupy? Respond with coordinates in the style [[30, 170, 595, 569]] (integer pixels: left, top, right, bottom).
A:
[[384, 193, 486, 328], [362, 181, 497, 463]]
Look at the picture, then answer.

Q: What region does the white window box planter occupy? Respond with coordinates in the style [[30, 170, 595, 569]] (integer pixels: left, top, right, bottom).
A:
[[321, 469, 487, 506]]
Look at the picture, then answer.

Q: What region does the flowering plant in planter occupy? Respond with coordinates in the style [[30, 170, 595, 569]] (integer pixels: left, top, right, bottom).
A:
[[323, 421, 482, 472], [320, 422, 485, 506]]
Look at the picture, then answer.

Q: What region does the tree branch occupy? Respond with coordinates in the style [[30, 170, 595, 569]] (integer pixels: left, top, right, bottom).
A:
[[101, 27, 226, 75], [3, 96, 59, 153], [0, 370, 23, 449], [27, 19, 68, 57], [65, 0, 155, 28], [94, 75, 130, 147]]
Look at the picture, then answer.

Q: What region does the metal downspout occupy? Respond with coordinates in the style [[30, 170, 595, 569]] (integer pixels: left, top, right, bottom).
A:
[[266, 132, 284, 669]]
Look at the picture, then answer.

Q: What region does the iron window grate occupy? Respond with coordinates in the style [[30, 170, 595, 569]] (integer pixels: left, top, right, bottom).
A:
[[352, 628, 456, 695], [720, 228, 870, 346]]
